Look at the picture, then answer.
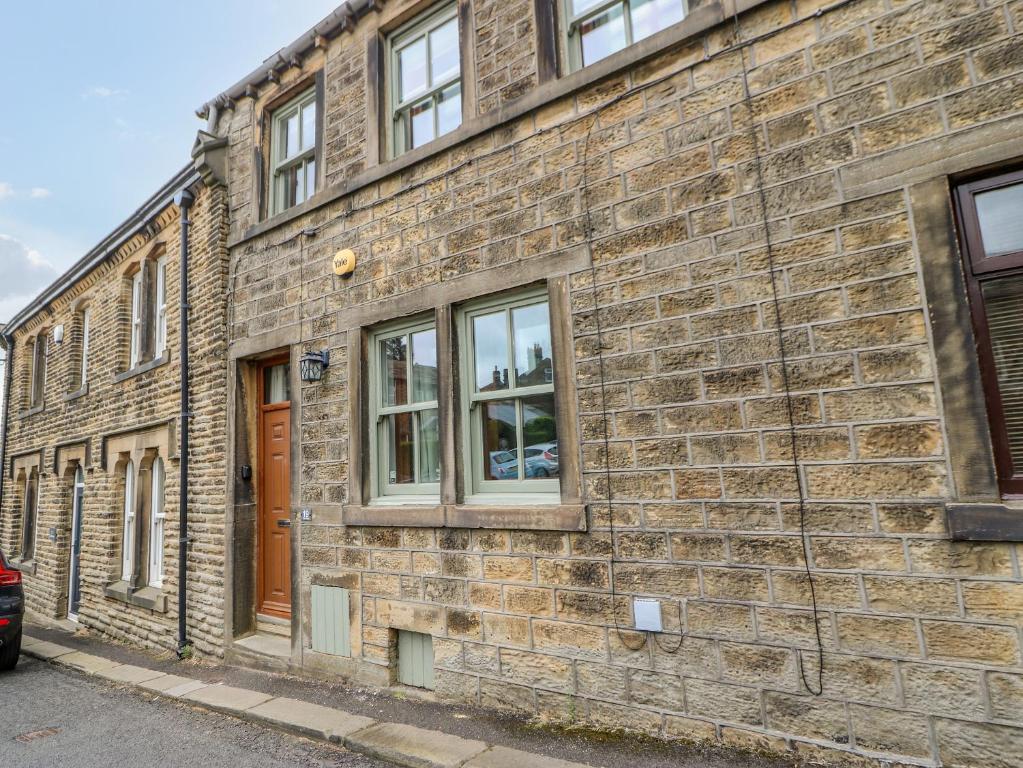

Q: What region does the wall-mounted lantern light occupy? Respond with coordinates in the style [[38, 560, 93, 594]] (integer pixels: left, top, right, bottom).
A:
[[299, 350, 330, 382]]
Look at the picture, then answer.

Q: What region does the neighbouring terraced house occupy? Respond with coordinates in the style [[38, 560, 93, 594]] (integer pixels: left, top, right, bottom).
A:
[[3, 0, 1023, 765]]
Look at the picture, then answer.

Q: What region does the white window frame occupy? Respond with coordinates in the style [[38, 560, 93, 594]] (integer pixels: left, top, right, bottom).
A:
[[458, 289, 560, 501], [121, 460, 136, 581], [79, 308, 90, 387], [562, 0, 687, 71], [369, 317, 441, 502], [149, 457, 165, 587], [270, 88, 317, 216], [387, 3, 462, 158], [129, 272, 143, 368], [154, 257, 168, 356]]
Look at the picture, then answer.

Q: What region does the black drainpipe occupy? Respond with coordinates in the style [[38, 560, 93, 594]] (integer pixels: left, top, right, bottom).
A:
[[0, 332, 13, 504], [176, 188, 195, 657]]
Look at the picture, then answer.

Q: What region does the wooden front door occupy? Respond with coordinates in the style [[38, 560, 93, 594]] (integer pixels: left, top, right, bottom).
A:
[[258, 359, 292, 618]]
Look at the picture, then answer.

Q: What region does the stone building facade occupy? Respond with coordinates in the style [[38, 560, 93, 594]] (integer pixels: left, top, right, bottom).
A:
[[203, 0, 1023, 764], [0, 168, 231, 658]]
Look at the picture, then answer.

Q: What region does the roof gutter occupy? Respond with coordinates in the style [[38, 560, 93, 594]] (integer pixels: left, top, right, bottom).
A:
[[4, 165, 201, 336], [196, 0, 375, 123]]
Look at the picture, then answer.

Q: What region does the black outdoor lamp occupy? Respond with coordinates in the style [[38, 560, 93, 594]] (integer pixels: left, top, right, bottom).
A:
[[299, 349, 330, 382]]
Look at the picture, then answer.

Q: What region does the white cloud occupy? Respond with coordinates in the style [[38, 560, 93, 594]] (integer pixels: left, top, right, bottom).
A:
[[0, 234, 61, 322], [0, 183, 12, 200], [29, 188, 51, 199], [82, 86, 128, 100]]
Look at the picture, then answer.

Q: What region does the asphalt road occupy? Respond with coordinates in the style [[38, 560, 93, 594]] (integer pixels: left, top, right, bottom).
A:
[[3, 655, 388, 768]]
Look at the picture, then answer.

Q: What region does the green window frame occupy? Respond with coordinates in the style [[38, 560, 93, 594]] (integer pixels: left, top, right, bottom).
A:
[[269, 88, 317, 215], [563, 0, 687, 71], [387, 3, 462, 158], [459, 289, 560, 500], [369, 317, 441, 501]]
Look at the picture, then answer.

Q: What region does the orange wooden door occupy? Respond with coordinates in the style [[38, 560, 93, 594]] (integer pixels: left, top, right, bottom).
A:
[[258, 390, 292, 618]]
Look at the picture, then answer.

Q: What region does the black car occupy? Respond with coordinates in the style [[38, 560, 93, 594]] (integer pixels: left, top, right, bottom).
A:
[[0, 549, 24, 671]]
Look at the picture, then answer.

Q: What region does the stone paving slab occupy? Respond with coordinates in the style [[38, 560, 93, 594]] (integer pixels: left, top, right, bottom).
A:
[[346, 721, 488, 768], [183, 683, 273, 714], [24, 639, 76, 660], [96, 663, 168, 685], [139, 673, 205, 694], [53, 651, 120, 674], [245, 697, 376, 742], [466, 746, 596, 768], [164, 679, 211, 698]]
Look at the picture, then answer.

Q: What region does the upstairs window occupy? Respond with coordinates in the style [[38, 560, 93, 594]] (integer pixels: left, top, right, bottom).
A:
[[155, 256, 168, 356], [130, 271, 144, 368], [565, 0, 686, 69], [74, 308, 90, 390], [955, 168, 1023, 496], [270, 89, 317, 215], [388, 4, 462, 157]]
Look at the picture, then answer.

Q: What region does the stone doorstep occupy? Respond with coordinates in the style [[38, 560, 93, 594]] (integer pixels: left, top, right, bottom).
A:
[[21, 636, 601, 768]]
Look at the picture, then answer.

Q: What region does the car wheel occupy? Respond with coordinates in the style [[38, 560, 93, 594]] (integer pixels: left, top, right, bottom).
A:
[[0, 629, 21, 671]]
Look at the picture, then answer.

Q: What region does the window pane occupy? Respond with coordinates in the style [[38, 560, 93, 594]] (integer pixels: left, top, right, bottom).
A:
[[418, 409, 441, 483], [982, 274, 1023, 471], [482, 400, 518, 480], [437, 83, 462, 139], [411, 329, 438, 402], [474, 311, 510, 391], [386, 412, 416, 484], [281, 165, 300, 210], [301, 102, 316, 152], [571, 0, 607, 14], [630, 0, 684, 42], [382, 334, 409, 407], [580, 4, 627, 66], [284, 111, 300, 159], [264, 363, 290, 404], [521, 394, 558, 479], [512, 302, 553, 387], [305, 159, 316, 200], [430, 17, 460, 85], [975, 182, 1023, 257], [409, 99, 435, 150], [398, 36, 428, 102]]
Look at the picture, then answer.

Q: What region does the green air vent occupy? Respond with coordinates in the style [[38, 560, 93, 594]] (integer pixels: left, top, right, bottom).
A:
[[397, 630, 434, 689], [311, 585, 351, 656]]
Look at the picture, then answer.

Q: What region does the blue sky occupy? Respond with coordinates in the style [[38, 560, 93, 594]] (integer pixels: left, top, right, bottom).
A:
[[0, 0, 342, 322]]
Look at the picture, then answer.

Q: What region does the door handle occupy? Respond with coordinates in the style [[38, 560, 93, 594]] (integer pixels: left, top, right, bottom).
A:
[[277, 519, 292, 528]]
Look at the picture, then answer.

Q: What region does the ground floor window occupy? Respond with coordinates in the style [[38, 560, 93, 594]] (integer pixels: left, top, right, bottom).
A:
[[21, 468, 39, 560], [955, 168, 1023, 496]]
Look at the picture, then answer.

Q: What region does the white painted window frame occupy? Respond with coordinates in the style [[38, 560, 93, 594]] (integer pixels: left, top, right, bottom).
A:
[[149, 457, 165, 587], [155, 257, 168, 357], [121, 460, 136, 581], [129, 272, 144, 368]]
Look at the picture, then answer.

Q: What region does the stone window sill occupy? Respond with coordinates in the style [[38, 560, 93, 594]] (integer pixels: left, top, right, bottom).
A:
[[114, 351, 170, 383], [9, 558, 36, 576], [947, 502, 1023, 542], [65, 384, 89, 402], [342, 503, 586, 531], [104, 580, 168, 613], [19, 405, 45, 419]]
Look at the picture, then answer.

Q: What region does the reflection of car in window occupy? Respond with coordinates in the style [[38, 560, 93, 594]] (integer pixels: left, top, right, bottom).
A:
[[524, 442, 559, 477], [488, 450, 518, 480]]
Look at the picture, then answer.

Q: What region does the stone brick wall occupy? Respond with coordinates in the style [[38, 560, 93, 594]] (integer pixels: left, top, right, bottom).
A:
[[217, 0, 1023, 765], [473, 0, 539, 113], [0, 181, 231, 658]]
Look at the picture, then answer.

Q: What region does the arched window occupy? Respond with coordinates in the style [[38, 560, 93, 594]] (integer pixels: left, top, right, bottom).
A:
[[121, 460, 135, 581], [148, 458, 165, 587]]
